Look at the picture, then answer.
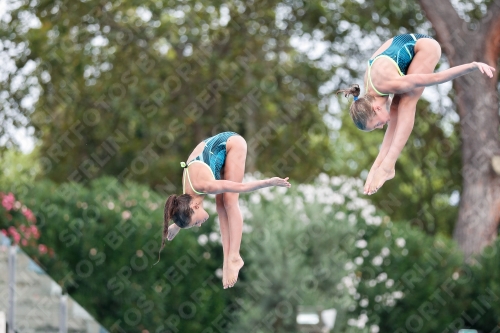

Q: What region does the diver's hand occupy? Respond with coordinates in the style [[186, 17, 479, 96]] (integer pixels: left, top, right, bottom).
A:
[[167, 223, 180, 241], [268, 177, 291, 188], [472, 62, 496, 78]]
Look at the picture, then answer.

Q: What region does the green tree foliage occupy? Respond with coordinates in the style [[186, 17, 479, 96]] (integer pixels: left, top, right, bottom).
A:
[[349, 217, 500, 332], [3, 0, 331, 185], [8, 172, 382, 332], [5, 167, 500, 332], [2, 0, 480, 239], [2, 0, 499, 331], [0, 148, 40, 189], [466, 242, 500, 330], [17, 177, 231, 332]]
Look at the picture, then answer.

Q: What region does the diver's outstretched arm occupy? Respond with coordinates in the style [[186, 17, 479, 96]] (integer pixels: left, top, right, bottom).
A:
[[388, 62, 495, 94], [199, 177, 291, 195]]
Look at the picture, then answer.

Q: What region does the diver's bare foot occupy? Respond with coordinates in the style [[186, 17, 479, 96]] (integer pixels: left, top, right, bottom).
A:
[[223, 256, 244, 289], [222, 260, 227, 285], [167, 224, 180, 241]]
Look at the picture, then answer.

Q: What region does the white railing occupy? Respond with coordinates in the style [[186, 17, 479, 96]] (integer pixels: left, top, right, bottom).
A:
[[0, 311, 6, 333], [0, 235, 107, 333]]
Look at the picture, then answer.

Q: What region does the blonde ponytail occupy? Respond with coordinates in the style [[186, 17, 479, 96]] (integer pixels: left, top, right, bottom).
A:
[[336, 84, 375, 131]]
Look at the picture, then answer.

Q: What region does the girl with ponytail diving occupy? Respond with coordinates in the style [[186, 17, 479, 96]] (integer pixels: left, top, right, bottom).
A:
[[158, 132, 291, 289], [336, 33, 495, 195]]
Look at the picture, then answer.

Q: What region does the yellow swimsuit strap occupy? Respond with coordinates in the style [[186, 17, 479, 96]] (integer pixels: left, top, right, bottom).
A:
[[366, 55, 404, 96], [181, 161, 215, 195]]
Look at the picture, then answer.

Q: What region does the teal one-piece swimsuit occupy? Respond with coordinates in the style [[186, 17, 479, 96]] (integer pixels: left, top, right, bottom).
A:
[[366, 33, 434, 96]]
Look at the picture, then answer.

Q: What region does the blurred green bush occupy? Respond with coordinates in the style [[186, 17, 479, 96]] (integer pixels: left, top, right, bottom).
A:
[[11, 176, 230, 332], [2, 161, 498, 332]]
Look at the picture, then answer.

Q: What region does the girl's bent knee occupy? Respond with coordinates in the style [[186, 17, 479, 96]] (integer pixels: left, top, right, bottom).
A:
[[228, 135, 247, 152]]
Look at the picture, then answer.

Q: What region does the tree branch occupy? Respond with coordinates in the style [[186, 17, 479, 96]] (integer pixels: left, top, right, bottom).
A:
[[482, 1, 500, 65], [418, 0, 465, 63]]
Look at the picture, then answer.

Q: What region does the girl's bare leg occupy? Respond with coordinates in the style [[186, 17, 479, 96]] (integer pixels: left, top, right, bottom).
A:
[[221, 135, 247, 288], [215, 194, 231, 284], [390, 39, 442, 156], [367, 38, 442, 193]]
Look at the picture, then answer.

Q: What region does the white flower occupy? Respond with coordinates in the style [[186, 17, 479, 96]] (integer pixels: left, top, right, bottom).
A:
[[198, 234, 208, 246], [372, 256, 383, 266], [395, 237, 406, 248], [381, 247, 390, 257], [355, 240, 367, 248]]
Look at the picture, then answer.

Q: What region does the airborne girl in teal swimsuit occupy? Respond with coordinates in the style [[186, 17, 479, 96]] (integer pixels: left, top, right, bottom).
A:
[[337, 33, 495, 195], [159, 132, 291, 289]]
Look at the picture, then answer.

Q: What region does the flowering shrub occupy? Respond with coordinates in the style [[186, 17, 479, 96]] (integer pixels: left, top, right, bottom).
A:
[[0, 191, 51, 256], [12, 177, 228, 332], [228, 173, 380, 333]]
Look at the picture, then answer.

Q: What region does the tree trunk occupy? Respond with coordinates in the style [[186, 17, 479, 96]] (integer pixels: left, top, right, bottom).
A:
[[418, 0, 500, 259]]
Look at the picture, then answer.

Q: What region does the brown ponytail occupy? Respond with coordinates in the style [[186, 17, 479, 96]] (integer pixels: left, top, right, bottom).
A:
[[336, 84, 375, 131], [154, 194, 194, 265], [336, 84, 361, 99]]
